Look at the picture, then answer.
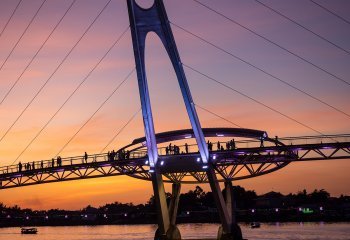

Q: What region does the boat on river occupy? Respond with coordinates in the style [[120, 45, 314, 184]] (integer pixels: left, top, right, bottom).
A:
[[21, 227, 38, 234], [250, 222, 261, 228]]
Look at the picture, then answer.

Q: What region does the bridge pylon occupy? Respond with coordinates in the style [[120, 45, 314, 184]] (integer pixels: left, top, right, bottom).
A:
[[127, 0, 241, 239]]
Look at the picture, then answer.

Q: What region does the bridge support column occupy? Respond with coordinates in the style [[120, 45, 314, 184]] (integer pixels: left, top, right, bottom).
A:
[[153, 174, 181, 240], [217, 181, 242, 240], [206, 167, 241, 240], [169, 183, 181, 226]]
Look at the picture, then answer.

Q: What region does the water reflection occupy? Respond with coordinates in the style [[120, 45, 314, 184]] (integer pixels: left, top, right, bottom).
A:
[[0, 223, 349, 240]]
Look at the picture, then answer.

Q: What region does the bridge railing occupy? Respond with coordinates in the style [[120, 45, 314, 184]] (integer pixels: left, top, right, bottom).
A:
[[277, 134, 350, 146], [0, 150, 148, 175], [1, 134, 349, 175], [154, 134, 350, 155]]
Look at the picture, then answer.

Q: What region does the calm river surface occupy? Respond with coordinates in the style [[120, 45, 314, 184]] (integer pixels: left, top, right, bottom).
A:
[[0, 223, 349, 240]]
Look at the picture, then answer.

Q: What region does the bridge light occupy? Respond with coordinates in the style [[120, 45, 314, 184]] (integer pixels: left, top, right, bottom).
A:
[[160, 161, 164, 166], [213, 155, 216, 160], [145, 160, 149, 165], [275, 208, 279, 212], [216, 133, 224, 137], [149, 168, 155, 173], [65, 215, 68, 219], [46, 216, 49, 219], [197, 157, 201, 162], [202, 165, 208, 169], [251, 209, 255, 213], [185, 135, 191, 139], [320, 206, 323, 211]]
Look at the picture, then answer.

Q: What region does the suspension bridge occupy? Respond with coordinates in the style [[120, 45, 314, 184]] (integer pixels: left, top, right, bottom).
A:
[[0, 0, 349, 239]]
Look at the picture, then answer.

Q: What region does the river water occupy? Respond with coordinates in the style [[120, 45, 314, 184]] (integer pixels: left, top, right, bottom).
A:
[[0, 223, 349, 239]]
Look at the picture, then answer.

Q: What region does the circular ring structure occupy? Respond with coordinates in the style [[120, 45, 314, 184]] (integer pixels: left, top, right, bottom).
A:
[[118, 128, 296, 183]]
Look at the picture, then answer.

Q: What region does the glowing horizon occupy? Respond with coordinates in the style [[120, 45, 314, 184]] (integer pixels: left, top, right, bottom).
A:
[[0, 0, 349, 210]]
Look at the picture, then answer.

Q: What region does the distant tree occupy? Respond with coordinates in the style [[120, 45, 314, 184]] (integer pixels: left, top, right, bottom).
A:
[[309, 189, 330, 203]]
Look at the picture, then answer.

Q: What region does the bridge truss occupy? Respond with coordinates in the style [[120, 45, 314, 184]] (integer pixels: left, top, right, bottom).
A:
[[1, 128, 349, 189]]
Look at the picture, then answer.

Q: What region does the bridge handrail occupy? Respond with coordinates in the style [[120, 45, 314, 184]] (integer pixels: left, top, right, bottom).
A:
[[1, 134, 349, 175]]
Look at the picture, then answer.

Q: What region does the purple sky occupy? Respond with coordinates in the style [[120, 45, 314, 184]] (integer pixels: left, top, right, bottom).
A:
[[0, 0, 349, 209]]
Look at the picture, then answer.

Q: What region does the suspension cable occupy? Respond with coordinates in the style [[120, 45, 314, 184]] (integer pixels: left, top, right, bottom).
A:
[[100, 108, 141, 153], [171, 22, 350, 119], [0, 0, 23, 38], [252, 0, 350, 55], [11, 26, 130, 164], [0, 0, 112, 144], [54, 68, 135, 157], [184, 63, 327, 136], [192, 0, 350, 86], [309, 0, 350, 25], [194, 104, 243, 128], [0, 0, 47, 72], [0, 0, 77, 106]]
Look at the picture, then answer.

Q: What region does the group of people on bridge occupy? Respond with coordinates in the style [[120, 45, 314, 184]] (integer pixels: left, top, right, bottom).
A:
[[18, 155, 64, 173], [107, 149, 131, 161], [164, 139, 237, 156]]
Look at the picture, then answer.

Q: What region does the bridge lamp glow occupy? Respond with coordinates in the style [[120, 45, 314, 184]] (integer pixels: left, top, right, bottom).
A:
[[197, 157, 201, 162], [213, 155, 216, 160], [202, 165, 208, 169], [46, 216, 49, 219], [185, 135, 192, 139], [160, 161, 164, 166], [65, 215, 68, 219], [216, 133, 224, 137], [275, 208, 279, 212], [145, 160, 149, 165], [26, 216, 29, 220], [251, 209, 255, 213], [320, 206, 323, 211], [149, 168, 155, 173]]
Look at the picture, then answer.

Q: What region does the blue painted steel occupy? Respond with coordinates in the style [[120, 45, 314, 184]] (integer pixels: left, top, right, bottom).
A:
[[127, 0, 209, 166]]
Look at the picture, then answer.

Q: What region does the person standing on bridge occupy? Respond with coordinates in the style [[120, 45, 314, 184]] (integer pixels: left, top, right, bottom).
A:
[[18, 162, 22, 172], [84, 152, 88, 163], [217, 141, 221, 151], [185, 143, 188, 154]]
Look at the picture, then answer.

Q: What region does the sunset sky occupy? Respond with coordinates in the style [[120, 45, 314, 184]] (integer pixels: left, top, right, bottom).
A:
[[0, 0, 349, 210]]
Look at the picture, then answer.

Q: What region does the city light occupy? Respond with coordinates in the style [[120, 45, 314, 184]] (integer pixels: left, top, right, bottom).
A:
[[160, 161, 164, 166]]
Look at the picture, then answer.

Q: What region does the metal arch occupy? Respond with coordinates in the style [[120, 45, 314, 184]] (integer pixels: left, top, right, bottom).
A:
[[127, 0, 209, 166]]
